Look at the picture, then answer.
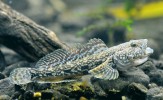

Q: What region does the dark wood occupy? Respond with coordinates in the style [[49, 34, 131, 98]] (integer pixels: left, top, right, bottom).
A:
[[0, 1, 68, 61], [0, 49, 6, 71]]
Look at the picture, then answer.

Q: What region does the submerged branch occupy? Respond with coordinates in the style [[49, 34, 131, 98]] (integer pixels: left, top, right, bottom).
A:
[[0, 1, 68, 61]]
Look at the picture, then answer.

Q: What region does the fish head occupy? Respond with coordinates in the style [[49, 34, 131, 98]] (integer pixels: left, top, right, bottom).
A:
[[128, 39, 148, 50], [113, 39, 153, 71]]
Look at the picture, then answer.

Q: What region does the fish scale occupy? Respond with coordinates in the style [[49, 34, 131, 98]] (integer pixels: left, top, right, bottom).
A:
[[9, 38, 153, 85]]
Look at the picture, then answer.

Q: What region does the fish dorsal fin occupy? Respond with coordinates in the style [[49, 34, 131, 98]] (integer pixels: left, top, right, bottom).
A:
[[35, 49, 71, 69], [35, 38, 108, 69], [69, 38, 109, 59], [89, 58, 119, 80]]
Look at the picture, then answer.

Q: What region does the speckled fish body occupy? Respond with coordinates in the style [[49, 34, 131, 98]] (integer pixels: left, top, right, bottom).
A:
[[9, 38, 153, 85], [34, 39, 148, 72]]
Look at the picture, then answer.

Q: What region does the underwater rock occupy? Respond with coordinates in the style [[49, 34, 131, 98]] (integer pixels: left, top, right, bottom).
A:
[[93, 79, 122, 99], [0, 46, 24, 66], [148, 69, 163, 86], [148, 83, 158, 89], [0, 95, 11, 100], [11, 91, 22, 100], [57, 82, 94, 99], [24, 90, 34, 100], [154, 60, 163, 70], [139, 61, 163, 86], [92, 81, 107, 96], [146, 87, 163, 100], [93, 78, 127, 96], [31, 83, 51, 91], [148, 39, 161, 59], [0, 73, 5, 80], [127, 82, 148, 100], [0, 78, 15, 96], [159, 54, 163, 61], [139, 61, 156, 74], [23, 88, 69, 100], [23, 90, 65, 100], [0, 49, 6, 71], [2, 61, 31, 76], [120, 67, 150, 86], [41, 90, 68, 100], [41, 90, 54, 100]]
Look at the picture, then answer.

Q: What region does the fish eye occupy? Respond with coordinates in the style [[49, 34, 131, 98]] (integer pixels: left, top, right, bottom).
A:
[[130, 42, 137, 47]]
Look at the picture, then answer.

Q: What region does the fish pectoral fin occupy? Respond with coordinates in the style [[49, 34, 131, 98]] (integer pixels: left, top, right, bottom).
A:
[[88, 59, 119, 80]]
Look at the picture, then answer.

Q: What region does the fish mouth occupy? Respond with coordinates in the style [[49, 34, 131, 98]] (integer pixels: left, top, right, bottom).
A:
[[145, 47, 154, 55], [134, 47, 153, 66], [134, 57, 148, 66]]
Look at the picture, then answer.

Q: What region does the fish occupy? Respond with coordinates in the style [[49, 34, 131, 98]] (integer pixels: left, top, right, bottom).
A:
[[9, 38, 153, 85]]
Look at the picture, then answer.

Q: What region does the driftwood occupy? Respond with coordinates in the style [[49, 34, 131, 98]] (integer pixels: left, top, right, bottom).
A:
[[0, 49, 6, 71], [0, 1, 68, 61]]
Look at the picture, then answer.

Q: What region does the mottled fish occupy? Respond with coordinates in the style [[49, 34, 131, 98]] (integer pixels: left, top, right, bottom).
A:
[[9, 38, 153, 85]]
